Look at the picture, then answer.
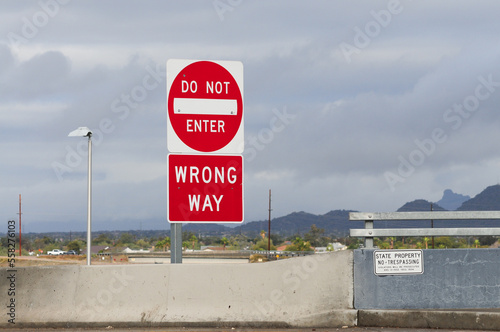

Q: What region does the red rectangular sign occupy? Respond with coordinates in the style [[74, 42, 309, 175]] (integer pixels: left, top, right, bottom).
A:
[[168, 154, 243, 223]]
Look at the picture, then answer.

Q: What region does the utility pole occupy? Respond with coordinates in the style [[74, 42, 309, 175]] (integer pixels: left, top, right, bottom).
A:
[[268, 189, 272, 253], [18, 194, 22, 256], [431, 203, 435, 249]]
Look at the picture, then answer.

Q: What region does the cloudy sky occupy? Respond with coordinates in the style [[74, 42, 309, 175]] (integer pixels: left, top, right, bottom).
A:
[[2, 1, 500, 232]]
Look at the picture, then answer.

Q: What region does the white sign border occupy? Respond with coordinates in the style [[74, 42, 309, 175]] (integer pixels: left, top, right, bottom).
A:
[[166, 59, 244, 154], [373, 249, 424, 276]]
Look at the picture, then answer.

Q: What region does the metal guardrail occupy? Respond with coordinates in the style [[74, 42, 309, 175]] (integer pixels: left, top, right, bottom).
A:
[[126, 250, 250, 259], [349, 211, 500, 248], [261, 250, 315, 260], [125, 250, 316, 260]]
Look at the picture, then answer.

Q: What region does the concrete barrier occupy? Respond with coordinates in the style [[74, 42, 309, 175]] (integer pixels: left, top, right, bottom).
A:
[[0, 251, 356, 329], [358, 309, 500, 331], [354, 248, 500, 310]]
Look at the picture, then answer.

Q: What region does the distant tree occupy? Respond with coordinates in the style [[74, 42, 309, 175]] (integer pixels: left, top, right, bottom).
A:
[[269, 234, 284, 247], [285, 237, 313, 252], [0, 237, 8, 248], [378, 241, 390, 249], [118, 233, 135, 246], [43, 243, 60, 253], [435, 237, 454, 249], [394, 239, 407, 249], [155, 239, 164, 251], [220, 237, 229, 250], [155, 237, 170, 251], [304, 224, 325, 247], [229, 234, 250, 250], [136, 239, 149, 249], [197, 235, 219, 246], [252, 238, 276, 251], [189, 234, 197, 250], [19, 236, 33, 251], [33, 236, 53, 250], [67, 240, 81, 252], [345, 237, 361, 249], [461, 239, 468, 248], [478, 236, 496, 246], [389, 237, 395, 249], [182, 231, 196, 242], [94, 233, 112, 245], [474, 239, 480, 248]]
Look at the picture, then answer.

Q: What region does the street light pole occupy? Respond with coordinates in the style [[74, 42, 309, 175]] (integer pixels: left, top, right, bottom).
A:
[[86, 133, 92, 265], [268, 189, 272, 253], [68, 127, 93, 266]]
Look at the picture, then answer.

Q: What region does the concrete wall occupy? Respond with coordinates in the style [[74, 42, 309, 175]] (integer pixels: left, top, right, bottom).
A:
[[1, 251, 356, 329], [354, 248, 500, 309]]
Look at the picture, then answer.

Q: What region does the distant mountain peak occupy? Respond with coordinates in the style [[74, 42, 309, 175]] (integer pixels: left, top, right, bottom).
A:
[[397, 199, 445, 212], [436, 189, 470, 211], [457, 184, 500, 211]]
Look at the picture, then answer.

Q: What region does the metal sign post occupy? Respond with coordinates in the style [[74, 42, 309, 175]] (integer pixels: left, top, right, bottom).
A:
[[170, 223, 182, 264]]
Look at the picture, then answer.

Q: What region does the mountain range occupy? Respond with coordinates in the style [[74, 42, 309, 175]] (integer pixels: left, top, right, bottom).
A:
[[184, 184, 500, 236], [14, 184, 500, 235]]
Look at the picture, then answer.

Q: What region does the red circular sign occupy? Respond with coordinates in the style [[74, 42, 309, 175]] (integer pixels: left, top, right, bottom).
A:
[[168, 61, 243, 152]]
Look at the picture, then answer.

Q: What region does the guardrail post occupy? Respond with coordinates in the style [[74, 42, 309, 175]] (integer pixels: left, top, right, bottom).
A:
[[365, 220, 374, 249]]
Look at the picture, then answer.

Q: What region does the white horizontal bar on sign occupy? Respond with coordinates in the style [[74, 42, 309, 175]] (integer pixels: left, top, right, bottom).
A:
[[173, 98, 237, 116]]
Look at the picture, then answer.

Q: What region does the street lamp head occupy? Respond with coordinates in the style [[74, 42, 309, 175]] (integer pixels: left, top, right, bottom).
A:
[[68, 127, 92, 137]]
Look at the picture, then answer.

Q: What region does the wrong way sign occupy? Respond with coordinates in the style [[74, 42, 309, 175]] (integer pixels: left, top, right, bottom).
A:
[[167, 154, 243, 223], [167, 59, 244, 153]]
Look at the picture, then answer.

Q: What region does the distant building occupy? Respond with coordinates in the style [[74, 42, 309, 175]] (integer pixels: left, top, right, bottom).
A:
[[276, 241, 292, 251], [87, 245, 110, 254], [122, 247, 150, 254], [328, 242, 347, 251], [201, 246, 226, 251]]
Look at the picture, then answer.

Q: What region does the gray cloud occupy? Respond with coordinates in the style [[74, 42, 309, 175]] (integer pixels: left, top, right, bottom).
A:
[[3, 1, 500, 231]]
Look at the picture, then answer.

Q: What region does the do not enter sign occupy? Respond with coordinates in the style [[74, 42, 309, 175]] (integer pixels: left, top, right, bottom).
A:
[[167, 59, 244, 153]]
